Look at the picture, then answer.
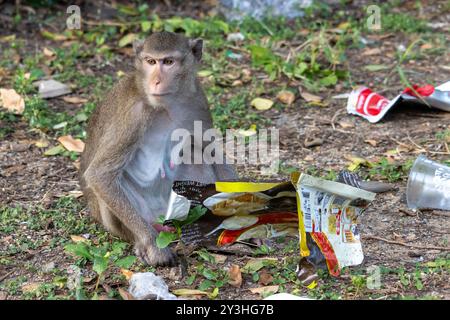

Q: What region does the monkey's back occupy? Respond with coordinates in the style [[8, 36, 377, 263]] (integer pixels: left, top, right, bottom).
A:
[[79, 75, 140, 187]]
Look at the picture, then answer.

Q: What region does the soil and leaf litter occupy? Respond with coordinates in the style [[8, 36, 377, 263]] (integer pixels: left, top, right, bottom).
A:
[[0, 1, 450, 300]]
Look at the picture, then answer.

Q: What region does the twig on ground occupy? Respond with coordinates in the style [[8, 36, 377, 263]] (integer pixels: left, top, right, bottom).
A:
[[364, 235, 450, 251], [399, 209, 416, 217], [420, 210, 450, 218], [330, 108, 344, 130], [0, 270, 15, 282]]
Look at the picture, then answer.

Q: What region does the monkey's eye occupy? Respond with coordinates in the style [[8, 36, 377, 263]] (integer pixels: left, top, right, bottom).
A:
[[163, 58, 174, 65], [146, 58, 157, 65]]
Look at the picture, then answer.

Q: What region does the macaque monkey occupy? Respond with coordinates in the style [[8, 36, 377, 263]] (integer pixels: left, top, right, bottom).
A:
[[80, 32, 237, 266]]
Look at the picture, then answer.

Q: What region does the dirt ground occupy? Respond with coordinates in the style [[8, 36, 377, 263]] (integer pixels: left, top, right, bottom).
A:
[[0, 1, 449, 300]]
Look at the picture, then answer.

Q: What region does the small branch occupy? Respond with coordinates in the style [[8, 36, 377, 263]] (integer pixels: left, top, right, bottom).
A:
[[364, 235, 450, 251], [330, 108, 344, 130], [0, 270, 15, 282], [399, 209, 416, 217], [420, 210, 450, 218]]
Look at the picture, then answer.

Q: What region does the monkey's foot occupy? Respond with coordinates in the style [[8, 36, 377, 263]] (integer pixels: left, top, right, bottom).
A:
[[134, 243, 177, 267]]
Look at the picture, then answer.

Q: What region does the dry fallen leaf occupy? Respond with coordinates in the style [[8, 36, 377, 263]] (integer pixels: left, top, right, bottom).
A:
[[67, 190, 83, 199], [228, 264, 242, 288], [0, 88, 25, 114], [34, 138, 49, 148], [70, 235, 89, 243], [119, 33, 138, 47], [338, 121, 355, 129], [258, 270, 274, 286], [58, 135, 85, 153], [344, 155, 372, 171], [120, 269, 134, 281], [172, 289, 209, 296], [43, 47, 55, 57], [299, 89, 322, 103], [276, 90, 295, 105], [362, 48, 382, 56], [420, 43, 433, 50], [21, 282, 41, 293], [237, 124, 257, 137], [249, 285, 279, 295], [62, 96, 88, 104], [211, 254, 227, 264], [365, 139, 378, 147], [118, 288, 135, 300], [251, 98, 274, 111], [0, 34, 16, 42]]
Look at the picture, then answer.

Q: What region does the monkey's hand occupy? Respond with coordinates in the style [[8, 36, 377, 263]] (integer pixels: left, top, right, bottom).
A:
[[134, 240, 177, 267]]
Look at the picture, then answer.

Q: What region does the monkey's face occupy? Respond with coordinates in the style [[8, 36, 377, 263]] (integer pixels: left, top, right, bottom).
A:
[[139, 51, 185, 96], [135, 33, 203, 99]]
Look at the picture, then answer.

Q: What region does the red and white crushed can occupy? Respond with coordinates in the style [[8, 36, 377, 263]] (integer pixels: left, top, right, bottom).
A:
[[347, 80, 450, 123]]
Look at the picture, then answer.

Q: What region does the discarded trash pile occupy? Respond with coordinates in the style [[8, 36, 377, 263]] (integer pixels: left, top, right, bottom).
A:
[[158, 154, 450, 286], [159, 172, 376, 282], [347, 80, 450, 123]]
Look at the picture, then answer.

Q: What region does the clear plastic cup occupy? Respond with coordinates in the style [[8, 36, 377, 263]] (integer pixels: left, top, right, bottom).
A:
[[406, 155, 450, 210]]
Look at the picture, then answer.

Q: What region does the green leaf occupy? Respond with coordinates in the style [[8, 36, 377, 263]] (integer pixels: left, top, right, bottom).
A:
[[249, 45, 276, 67], [364, 64, 390, 72], [185, 274, 196, 285], [64, 243, 94, 260], [202, 268, 218, 281], [198, 70, 213, 77], [215, 280, 225, 288], [196, 249, 215, 263], [41, 30, 67, 41], [319, 73, 338, 86], [114, 256, 136, 269], [156, 215, 165, 224], [208, 287, 219, 299], [242, 258, 276, 273], [93, 256, 109, 276], [117, 5, 139, 16], [75, 284, 87, 300], [75, 113, 88, 122], [141, 21, 152, 33], [198, 280, 214, 291], [156, 231, 177, 249], [118, 33, 138, 47], [180, 206, 207, 226], [44, 145, 65, 156], [111, 241, 127, 256]]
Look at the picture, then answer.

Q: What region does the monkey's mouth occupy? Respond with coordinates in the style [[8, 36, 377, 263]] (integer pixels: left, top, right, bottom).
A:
[[151, 93, 171, 97]]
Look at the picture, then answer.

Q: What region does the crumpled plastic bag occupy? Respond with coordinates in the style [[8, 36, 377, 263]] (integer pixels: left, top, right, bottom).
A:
[[128, 272, 177, 300], [219, 0, 312, 20]]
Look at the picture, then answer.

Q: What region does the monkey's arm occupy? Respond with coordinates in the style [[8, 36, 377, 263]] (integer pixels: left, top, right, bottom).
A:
[[83, 104, 154, 243]]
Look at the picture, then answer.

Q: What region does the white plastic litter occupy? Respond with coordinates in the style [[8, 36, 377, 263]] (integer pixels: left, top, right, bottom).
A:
[[264, 293, 313, 300], [227, 32, 245, 42], [219, 0, 312, 20], [37, 79, 71, 98], [129, 272, 177, 300]]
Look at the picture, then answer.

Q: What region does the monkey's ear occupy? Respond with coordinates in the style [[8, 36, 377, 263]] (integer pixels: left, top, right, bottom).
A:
[[189, 38, 203, 62], [133, 39, 145, 56]]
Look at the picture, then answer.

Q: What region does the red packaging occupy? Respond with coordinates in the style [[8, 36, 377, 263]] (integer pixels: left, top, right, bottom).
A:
[[346, 86, 397, 123], [346, 81, 450, 123]]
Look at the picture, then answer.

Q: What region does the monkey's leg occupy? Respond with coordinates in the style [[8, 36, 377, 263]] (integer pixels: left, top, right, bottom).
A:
[[86, 175, 176, 267], [84, 187, 134, 242]]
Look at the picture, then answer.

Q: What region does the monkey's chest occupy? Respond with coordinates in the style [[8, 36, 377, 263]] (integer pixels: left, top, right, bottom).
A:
[[126, 134, 176, 187]]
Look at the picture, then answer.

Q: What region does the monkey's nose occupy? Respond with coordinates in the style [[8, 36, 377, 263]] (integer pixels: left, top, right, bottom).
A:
[[155, 79, 161, 86]]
